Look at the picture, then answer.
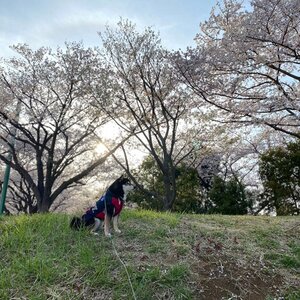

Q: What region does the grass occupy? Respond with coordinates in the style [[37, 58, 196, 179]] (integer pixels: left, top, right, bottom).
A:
[[0, 210, 299, 299]]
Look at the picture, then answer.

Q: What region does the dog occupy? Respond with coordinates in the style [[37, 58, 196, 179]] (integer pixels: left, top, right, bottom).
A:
[[70, 176, 135, 237]]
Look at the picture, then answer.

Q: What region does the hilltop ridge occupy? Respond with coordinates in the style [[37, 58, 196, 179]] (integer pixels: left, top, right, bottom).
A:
[[0, 210, 299, 299]]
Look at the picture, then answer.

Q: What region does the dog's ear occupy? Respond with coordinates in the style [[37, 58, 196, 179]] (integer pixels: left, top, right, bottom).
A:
[[118, 175, 124, 181]]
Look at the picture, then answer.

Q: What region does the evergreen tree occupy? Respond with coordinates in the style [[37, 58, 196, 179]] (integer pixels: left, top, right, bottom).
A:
[[129, 156, 201, 212], [259, 141, 300, 215], [208, 176, 251, 215]]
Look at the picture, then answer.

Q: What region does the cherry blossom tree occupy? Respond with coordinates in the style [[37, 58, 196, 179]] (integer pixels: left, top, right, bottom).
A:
[[97, 20, 201, 210], [176, 0, 300, 140], [0, 43, 127, 213]]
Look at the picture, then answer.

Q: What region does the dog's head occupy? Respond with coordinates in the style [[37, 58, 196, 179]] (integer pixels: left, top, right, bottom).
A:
[[108, 176, 135, 199]]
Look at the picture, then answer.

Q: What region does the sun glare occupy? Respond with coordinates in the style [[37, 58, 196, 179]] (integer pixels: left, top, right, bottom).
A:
[[95, 142, 107, 155], [100, 122, 122, 140]]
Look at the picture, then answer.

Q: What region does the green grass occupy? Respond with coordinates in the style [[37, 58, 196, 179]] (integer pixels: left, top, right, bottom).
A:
[[0, 211, 299, 299]]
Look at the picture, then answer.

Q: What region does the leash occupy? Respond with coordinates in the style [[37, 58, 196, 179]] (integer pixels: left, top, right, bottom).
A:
[[103, 187, 137, 300], [110, 237, 137, 300]]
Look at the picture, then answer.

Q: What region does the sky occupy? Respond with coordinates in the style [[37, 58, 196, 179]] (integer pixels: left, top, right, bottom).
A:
[[1, 0, 218, 58]]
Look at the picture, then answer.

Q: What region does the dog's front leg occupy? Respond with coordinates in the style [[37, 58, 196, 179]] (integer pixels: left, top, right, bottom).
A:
[[104, 215, 112, 237], [113, 215, 121, 233]]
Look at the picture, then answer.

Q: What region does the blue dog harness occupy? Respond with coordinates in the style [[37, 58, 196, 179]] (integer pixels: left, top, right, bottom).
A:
[[82, 190, 124, 224]]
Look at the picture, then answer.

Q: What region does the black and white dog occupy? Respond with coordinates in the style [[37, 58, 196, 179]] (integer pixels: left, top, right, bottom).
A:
[[70, 176, 135, 237]]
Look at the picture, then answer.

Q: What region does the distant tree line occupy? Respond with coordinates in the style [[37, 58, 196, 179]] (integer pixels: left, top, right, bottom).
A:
[[128, 139, 299, 216]]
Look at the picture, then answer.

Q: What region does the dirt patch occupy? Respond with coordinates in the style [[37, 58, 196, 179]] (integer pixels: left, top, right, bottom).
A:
[[190, 256, 283, 299], [184, 229, 284, 299], [109, 214, 298, 299], [167, 215, 299, 299]]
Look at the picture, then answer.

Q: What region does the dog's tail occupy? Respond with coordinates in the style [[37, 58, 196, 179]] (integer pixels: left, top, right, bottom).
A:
[[70, 216, 83, 230]]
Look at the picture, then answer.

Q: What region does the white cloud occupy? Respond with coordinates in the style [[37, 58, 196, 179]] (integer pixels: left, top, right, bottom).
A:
[[0, 0, 219, 58]]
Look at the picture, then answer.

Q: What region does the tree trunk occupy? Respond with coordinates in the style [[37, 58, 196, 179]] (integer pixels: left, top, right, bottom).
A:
[[162, 168, 177, 211], [38, 203, 48, 213], [38, 196, 51, 213]]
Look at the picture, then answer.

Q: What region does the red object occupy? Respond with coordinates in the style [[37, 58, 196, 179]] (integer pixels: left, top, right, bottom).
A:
[[95, 197, 123, 220]]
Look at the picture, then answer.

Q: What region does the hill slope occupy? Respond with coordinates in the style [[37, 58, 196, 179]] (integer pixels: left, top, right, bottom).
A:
[[0, 210, 299, 299]]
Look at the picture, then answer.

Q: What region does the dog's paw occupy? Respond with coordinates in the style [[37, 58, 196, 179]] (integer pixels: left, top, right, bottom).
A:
[[115, 229, 121, 234], [105, 233, 112, 238], [91, 231, 99, 235]]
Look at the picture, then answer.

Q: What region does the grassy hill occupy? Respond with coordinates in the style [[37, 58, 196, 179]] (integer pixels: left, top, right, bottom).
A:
[[0, 210, 299, 300]]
